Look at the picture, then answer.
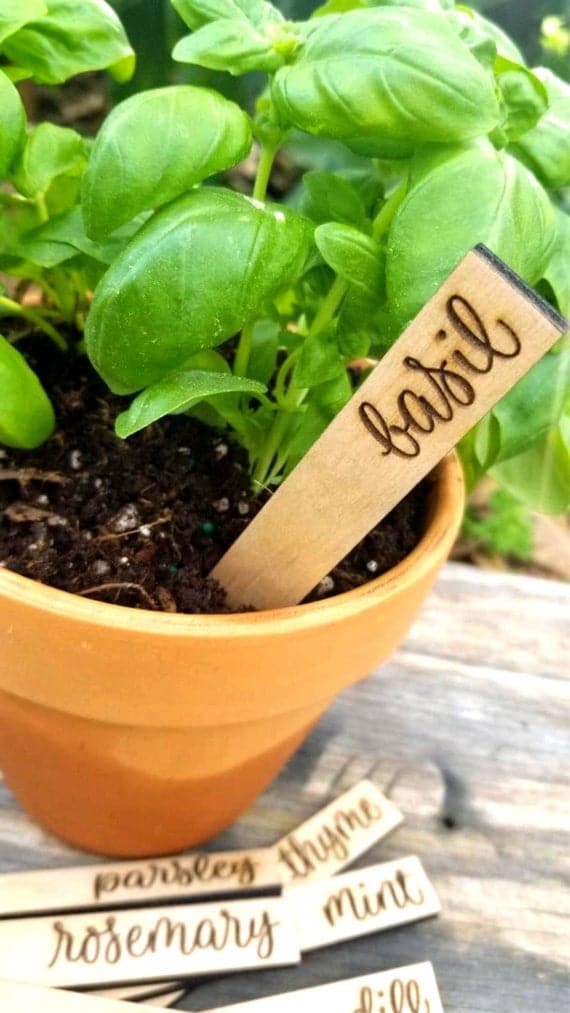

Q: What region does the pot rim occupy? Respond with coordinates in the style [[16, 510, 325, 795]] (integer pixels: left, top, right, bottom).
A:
[[0, 452, 464, 637]]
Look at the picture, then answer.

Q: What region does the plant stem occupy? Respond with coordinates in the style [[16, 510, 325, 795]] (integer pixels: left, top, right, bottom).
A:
[[275, 346, 300, 404], [372, 179, 407, 242], [252, 143, 278, 202], [0, 191, 32, 208], [0, 296, 67, 350], [309, 275, 348, 335], [252, 409, 293, 491], [252, 276, 348, 489], [234, 319, 254, 377], [35, 194, 49, 224]]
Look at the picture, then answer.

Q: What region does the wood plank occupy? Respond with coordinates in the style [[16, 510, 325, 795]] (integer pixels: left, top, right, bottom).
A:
[[0, 562, 568, 1012]]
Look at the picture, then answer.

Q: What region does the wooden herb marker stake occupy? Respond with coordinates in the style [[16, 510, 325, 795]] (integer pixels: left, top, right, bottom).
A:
[[140, 991, 187, 1008], [92, 984, 187, 1005], [209, 961, 444, 1012], [0, 847, 281, 919], [273, 779, 403, 884], [284, 855, 440, 952], [0, 980, 166, 1012], [212, 246, 568, 609], [0, 896, 299, 989]]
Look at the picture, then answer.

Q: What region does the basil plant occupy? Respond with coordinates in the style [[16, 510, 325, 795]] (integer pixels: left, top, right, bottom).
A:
[[1, 0, 569, 514]]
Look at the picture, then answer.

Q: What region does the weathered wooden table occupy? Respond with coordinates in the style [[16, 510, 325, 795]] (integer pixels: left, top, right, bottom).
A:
[[1, 562, 568, 1012]]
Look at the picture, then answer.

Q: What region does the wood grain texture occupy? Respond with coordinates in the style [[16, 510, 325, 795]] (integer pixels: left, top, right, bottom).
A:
[[212, 248, 567, 608], [0, 563, 568, 1012]]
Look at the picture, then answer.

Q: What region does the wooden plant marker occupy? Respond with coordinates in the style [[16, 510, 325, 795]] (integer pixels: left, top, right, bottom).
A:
[[209, 962, 443, 1012], [273, 779, 403, 884], [0, 979, 174, 1012], [93, 984, 187, 1005], [0, 895, 299, 989], [0, 847, 281, 918], [139, 991, 187, 1008], [212, 246, 567, 608], [283, 855, 440, 952]]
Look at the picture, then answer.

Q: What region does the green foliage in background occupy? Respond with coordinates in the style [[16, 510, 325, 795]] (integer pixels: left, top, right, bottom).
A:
[[463, 489, 535, 561]]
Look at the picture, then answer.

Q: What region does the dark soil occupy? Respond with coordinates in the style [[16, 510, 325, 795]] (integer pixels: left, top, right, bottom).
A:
[[0, 342, 428, 614]]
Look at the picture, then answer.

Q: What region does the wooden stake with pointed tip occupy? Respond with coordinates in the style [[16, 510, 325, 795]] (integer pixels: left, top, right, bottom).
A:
[[212, 246, 567, 610]]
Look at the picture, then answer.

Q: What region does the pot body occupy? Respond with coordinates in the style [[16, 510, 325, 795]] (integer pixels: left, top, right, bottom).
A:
[[0, 455, 464, 856]]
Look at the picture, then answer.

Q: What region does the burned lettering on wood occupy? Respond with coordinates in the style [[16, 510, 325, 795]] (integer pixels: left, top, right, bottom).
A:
[[277, 793, 384, 880], [93, 855, 257, 902], [323, 869, 424, 928], [285, 855, 440, 951], [358, 294, 522, 458], [354, 978, 431, 1013], [48, 907, 278, 970]]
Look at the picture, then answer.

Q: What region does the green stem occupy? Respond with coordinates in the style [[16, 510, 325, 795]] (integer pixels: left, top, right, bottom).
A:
[[309, 275, 348, 335], [234, 319, 254, 378], [252, 410, 293, 491], [275, 346, 300, 405], [35, 194, 49, 224], [0, 296, 67, 350], [372, 179, 407, 242], [0, 191, 32, 209], [252, 276, 349, 489], [252, 143, 278, 202]]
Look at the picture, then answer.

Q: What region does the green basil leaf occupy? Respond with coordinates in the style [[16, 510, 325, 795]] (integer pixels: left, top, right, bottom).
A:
[[283, 401, 330, 476], [172, 0, 281, 31], [2, 0, 135, 85], [11, 123, 88, 199], [337, 326, 370, 360], [0, 0, 46, 44], [312, 0, 364, 16], [293, 328, 345, 388], [18, 207, 148, 268], [86, 188, 313, 394], [173, 20, 283, 74], [299, 171, 368, 230], [488, 350, 570, 467], [495, 58, 548, 142], [82, 86, 252, 240], [283, 370, 353, 476], [115, 369, 266, 438], [2, 66, 33, 83], [271, 9, 500, 159], [511, 68, 570, 190], [283, 132, 371, 175], [0, 71, 26, 178], [315, 223, 383, 298], [472, 413, 501, 473], [491, 422, 570, 514], [542, 208, 570, 319], [247, 319, 280, 385], [16, 228, 78, 268], [451, 7, 524, 64], [386, 142, 557, 328], [311, 369, 352, 410], [0, 334, 55, 449], [367, 0, 455, 8]]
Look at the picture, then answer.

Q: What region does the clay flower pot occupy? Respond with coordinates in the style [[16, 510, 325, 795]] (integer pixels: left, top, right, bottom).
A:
[[0, 453, 464, 857]]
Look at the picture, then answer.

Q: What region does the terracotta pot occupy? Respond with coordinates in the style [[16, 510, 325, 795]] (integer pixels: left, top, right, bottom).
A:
[[0, 453, 464, 857]]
